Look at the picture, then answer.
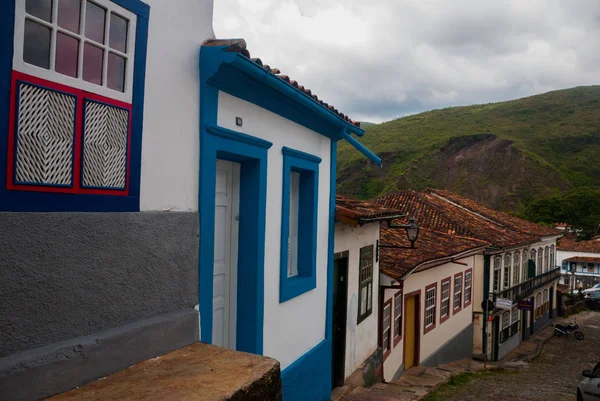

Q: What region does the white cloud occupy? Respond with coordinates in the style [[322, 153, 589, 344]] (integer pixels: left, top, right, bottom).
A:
[[213, 0, 600, 123]]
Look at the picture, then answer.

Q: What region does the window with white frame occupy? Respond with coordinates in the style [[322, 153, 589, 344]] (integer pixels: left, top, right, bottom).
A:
[[510, 307, 519, 335], [425, 285, 436, 329], [537, 248, 543, 275], [287, 171, 300, 277], [394, 292, 402, 340], [500, 311, 510, 343], [454, 274, 462, 311], [513, 251, 520, 286], [544, 246, 549, 272], [358, 245, 374, 323], [550, 245, 555, 269], [503, 254, 511, 289], [464, 270, 472, 305], [382, 302, 391, 354], [535, 292, 542, 319], [15, 0, 136, 101], [530, 249, 537, 277], [493, 256, 501, 292], [441, 279, 450, 320], [543, 289, 549, 314], [522, 250, 528, 281]]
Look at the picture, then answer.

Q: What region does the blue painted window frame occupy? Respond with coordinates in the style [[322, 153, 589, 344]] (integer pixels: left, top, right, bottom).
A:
[[279, 146, 321, 303], [0, 0, 149, 212]]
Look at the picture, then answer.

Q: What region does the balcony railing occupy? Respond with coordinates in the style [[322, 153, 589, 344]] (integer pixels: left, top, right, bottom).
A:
[[561, 270, 600, 277], [494, 267, 561, 303]]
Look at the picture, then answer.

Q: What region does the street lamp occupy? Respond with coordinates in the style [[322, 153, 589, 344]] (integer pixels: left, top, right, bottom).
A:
[[375, 218, 420, 262]]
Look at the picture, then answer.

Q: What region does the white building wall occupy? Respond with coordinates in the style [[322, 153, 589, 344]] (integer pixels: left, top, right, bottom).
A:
[[383, 256, 475, 382], [139, 0, 215, 211], [557, 250, 600, 268], [217, 91, 332, 369], [334, 222, 380, 379]]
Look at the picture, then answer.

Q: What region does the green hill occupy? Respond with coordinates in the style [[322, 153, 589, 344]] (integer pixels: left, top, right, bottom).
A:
[[338, 86, 600, 216]]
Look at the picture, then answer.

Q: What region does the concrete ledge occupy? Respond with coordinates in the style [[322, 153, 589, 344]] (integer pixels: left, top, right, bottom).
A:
[[49, 343, 282, 401], [0, 309, 199, 401]]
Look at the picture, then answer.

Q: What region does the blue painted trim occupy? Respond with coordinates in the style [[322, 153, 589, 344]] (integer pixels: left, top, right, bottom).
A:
[[80, 99, 129, 191], [340, 130, 382, 167], [12, 80, 77, 188], [0, 0, 149, 212], [325, 139, 336, 342], [282, 146, 322, 164], [206, 125, 272, 150], [199, 45, 266, 355], [281, 339, 332, 401], [279, 147, 319, 303], [0, 0, 15, 195]]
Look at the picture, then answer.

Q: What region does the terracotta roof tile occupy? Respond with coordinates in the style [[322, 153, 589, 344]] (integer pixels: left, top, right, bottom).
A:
[[427, 189, 563, 238], [564, 256, 600, 264], [336, 195, 403, 225], [379, 225, 488, 279], [203, 39, 360, 127], [558, 237, 600, 253], [374, 190, 537, 248]]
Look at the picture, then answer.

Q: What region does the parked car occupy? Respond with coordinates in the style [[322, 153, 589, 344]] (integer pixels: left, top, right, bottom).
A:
[[578, 362, 600, 401], [582, 283, 600, 294]]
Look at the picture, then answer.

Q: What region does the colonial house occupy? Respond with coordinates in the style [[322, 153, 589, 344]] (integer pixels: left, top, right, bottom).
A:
[[332, 195, 403, 389], [557, 237, 600, 289], [376, 189, 563, 364], [377, 224, 488, 381], [0, 1, 380, 400]]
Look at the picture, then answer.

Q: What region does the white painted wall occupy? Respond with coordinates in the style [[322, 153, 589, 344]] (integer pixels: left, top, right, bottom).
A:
[[334, 222, 380, 379], [557, 250, 600, 271], [139, 0, 215, 211], [217, 91, 332, 369], [383, 256, 475, 382]]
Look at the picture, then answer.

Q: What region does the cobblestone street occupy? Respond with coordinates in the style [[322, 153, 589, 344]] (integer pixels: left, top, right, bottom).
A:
[[432, 311, 600, 401]]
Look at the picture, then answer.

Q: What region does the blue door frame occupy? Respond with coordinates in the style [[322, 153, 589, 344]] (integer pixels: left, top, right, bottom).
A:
[[198, 124, 271, 355]]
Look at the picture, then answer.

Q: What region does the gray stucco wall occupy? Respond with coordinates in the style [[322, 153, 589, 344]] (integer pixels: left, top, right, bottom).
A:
[[421, 323, 474, 367], [497, 331, 521, 360], [533, 312, 551, 333], [0, 212, 199, 358]]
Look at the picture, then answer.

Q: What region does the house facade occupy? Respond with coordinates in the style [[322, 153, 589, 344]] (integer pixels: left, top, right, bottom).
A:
[[375, 189, 563, 366], [332, 195, 402, 388], [0, 1, 380, 400], [557, 237, 600, 289], [377, 225, 487, 381]]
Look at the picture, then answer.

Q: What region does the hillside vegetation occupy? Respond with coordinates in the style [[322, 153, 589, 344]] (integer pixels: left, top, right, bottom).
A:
[[338, 86, 600, 216]]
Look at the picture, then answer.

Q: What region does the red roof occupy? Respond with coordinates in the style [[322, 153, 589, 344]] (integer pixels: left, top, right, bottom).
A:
[[564, 256, 600, 264], [202, 39, 360, 127], [558, 237, 600, 254], [375, 190, 539, 248], [335, 195, 403, 225], [379, 225, 489, 279]]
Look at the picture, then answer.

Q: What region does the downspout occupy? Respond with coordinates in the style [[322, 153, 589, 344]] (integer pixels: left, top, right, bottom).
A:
[[340, 130, 382, 167]]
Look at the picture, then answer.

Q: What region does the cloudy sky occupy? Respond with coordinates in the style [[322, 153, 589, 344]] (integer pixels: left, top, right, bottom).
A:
[[213, 1, 600, 123]]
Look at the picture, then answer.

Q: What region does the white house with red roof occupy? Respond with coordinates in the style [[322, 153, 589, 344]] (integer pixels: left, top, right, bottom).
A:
[[0, 2, 380, 400]]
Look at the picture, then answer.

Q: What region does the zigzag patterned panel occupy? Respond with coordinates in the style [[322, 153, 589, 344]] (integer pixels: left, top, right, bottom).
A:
[[82, 101, 129, 189], [16, 83, 76, 185]]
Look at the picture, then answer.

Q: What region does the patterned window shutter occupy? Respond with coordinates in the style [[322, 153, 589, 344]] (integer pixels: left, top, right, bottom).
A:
[[82, 101, 129, 189], [15, 83, 76, 185]]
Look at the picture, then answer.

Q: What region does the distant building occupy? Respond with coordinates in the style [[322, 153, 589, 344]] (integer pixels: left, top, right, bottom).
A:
[[557, 238, 600, 289]]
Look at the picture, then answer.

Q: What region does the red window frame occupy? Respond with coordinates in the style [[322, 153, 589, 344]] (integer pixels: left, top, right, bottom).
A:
[[393, 289, 402, 347], [423, 282, 437, 334], [7, 71, 132, 196], [453, 272, 463, 315], [439, 276, 451, 324], [464, 268, 473, 308]]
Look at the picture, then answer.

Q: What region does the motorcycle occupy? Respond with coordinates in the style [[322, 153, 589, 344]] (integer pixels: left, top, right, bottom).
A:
[[554, 321, 584, 340]]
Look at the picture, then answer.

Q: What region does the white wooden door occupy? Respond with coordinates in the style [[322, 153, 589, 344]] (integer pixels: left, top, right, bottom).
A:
[[213, 160, 239, 350]]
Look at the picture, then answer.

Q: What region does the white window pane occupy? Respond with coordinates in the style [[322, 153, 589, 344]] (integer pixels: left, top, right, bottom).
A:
[[24, 19, 51, 69], [83, 42, 103, 84], [85, 1, 106, 43], [287, 171, 300, 278], [26, 0, 53, 22], [55, 32, 79, 78], [58, 0, 81, 33], [107, 52, 126, 92], [109, 12, 128, 53]]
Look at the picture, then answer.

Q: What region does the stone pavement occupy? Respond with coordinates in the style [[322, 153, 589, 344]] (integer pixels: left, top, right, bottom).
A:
[[339, 359, 488, 401], [338, 311, 600, 401]]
